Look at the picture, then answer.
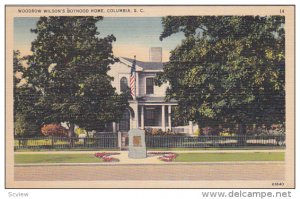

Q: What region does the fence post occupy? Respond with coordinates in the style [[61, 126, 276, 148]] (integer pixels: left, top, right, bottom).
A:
[[69, 137, 72, 148], [118, 131, 122, 150], [83, 138, 86, 148]]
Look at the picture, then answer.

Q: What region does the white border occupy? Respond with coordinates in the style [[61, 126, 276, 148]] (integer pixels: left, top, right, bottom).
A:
[[1, 0, 299, 199]]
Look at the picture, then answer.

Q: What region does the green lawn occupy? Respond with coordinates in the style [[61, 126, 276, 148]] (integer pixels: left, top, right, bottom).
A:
[[15, 154, 104, 164], [15, 152, 284, 164], [174, 152, 284, 162]]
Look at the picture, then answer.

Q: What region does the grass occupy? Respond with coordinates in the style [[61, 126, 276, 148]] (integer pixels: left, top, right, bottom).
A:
[[15, 153, 104, 164], [15, 152, 284, 164], [174, 152, 285, 162]]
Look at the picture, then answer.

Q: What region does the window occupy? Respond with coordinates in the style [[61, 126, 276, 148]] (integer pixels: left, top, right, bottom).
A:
[[144, 106, 161, 126], [146, 78, 154, 94], [120, 77, 128, 93], [145, 108, 156, 126]]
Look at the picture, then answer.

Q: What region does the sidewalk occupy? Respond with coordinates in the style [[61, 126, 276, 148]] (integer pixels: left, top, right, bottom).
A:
[[15, 162, 285, 182]]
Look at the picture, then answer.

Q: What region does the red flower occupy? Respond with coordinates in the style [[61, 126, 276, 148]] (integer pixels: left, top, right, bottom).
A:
[[94, 152, 120, 162], [148, 152, 177, 162]]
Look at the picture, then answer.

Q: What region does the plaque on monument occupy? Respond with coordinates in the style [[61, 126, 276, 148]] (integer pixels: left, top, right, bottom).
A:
[[128, 129, 147, 158], [133, 136, 142, 147]]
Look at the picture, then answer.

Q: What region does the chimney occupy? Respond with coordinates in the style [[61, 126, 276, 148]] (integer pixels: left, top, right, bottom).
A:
[[149, 47, 162, 62]]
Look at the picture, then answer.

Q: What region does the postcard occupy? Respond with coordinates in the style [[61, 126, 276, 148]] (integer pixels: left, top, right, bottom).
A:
[[5, 5, 295, 188]]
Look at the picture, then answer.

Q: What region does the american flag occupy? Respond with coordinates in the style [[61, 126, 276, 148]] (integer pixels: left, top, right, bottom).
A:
[[130, 56, 136, 98]]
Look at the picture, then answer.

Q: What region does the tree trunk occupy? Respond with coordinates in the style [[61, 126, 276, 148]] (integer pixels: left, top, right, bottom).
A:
[[68, 123, 75, 147]]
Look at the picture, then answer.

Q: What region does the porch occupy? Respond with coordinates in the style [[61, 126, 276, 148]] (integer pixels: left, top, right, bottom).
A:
[[113, 103, 196, 135], [138, 105, 172, 131]]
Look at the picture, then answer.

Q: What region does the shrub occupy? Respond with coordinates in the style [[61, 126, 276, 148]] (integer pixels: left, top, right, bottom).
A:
[[41, 123, 68, 137], [219, 131, 236, 136], [75, 127, 87, 137], [14, 113, 39, 137], [246, 124, 285, 136], [194, 128, 201, 136], [145, 128, 181, 136]]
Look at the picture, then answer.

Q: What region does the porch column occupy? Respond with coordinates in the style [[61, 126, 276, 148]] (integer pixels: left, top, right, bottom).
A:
[[168, 105, 172, 130], [162, 105, 166, 131], [141, 105, 145, 129], [135, 103, 139, 128]]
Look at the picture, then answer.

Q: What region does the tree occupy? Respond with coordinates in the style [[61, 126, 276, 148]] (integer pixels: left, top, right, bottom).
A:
[[23, 16, 128, 138], [14, 50, 41, 137], [157, 16, 285, 134], [13, 50, 23, 90]]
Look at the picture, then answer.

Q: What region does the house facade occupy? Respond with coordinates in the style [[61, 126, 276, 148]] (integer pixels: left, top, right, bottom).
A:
[[108, 48, 196, 135]]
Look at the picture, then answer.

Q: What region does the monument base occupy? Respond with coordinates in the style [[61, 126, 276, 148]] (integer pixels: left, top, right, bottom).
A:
[[128, 147, 147, 159]]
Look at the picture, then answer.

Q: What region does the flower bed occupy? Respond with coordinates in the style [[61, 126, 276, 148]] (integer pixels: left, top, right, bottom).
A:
[[147, 152, 177, 162], [94, 152, 120, 162]]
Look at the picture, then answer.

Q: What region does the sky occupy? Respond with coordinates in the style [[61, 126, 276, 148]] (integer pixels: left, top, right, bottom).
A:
[[14, 17, 185, 61]]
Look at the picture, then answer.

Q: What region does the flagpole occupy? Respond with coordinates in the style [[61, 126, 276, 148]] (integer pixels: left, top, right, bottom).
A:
[[134, 55, 136, 100]]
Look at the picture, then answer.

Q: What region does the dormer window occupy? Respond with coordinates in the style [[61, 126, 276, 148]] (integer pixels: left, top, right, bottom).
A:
[[120, 77, 128, 93], [146, 77, 154, 94]]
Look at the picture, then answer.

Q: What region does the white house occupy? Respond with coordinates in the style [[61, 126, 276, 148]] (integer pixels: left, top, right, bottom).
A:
[[107, 48, 196, 135]]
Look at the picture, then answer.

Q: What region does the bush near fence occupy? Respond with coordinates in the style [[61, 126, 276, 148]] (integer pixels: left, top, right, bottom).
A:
[[145, 128, 186, 136]]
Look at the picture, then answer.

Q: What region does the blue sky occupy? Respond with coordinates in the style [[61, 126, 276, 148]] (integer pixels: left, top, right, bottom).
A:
[[14, 17, 185, 61]]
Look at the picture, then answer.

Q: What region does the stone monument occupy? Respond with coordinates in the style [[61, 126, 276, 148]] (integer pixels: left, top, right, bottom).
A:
[[128, 128, 147, 158]]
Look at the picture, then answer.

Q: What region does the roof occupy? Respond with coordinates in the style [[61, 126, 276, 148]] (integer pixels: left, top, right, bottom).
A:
[[137, 96, 177, 103], [121, 57, 165, 71]]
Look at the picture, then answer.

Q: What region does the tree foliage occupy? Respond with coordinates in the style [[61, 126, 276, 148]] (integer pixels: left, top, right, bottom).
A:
[[14, 50, 42, 137], [157, 16, 285, 133], [22, 16, 128, 136]]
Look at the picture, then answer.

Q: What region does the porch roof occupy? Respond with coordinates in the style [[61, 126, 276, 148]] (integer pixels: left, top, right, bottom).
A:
[[137, 96, 177, 103]]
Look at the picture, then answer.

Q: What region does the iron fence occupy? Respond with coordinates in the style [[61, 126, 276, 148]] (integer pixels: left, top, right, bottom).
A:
[[145, 135, 285, 148], [14, 134, 285, 150], [14, 133, 118, 150]]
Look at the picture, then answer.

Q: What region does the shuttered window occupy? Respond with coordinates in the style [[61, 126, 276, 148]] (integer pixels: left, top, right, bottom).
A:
[[146, 78, 154, 94]]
